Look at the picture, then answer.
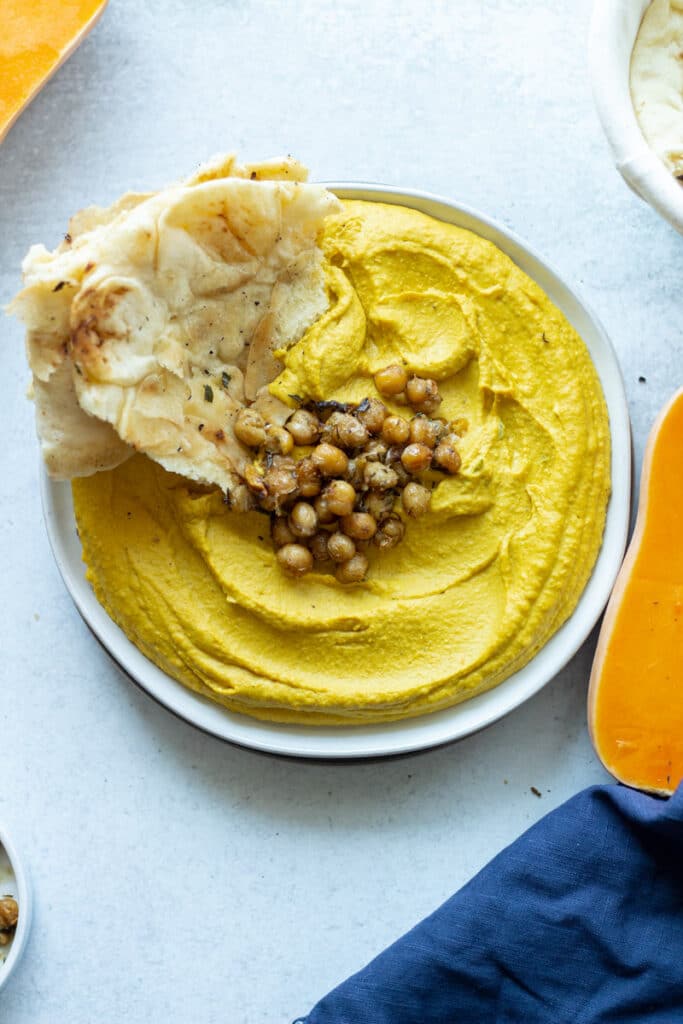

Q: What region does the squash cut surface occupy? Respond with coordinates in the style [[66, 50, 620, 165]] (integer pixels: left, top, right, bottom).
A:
[[0, 0, 108, 145], [589, 389, 683, 795]]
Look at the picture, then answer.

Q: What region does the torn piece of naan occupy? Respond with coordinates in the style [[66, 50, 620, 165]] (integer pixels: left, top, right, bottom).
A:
[[9, 155, 340, 489]]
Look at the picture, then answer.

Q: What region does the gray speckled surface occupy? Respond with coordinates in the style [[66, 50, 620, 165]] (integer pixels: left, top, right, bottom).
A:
[[0, 1, 679, 1021]]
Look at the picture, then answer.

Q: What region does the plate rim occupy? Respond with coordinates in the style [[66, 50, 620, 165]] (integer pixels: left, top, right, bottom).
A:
[[40, 183, 632, 760]]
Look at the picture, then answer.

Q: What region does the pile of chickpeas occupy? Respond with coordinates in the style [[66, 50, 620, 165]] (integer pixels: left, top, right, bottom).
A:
[[231, 365, 466, 582]]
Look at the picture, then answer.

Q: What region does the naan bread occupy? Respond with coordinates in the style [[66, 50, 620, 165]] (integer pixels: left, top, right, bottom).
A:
[[9, 155, 340, 488]]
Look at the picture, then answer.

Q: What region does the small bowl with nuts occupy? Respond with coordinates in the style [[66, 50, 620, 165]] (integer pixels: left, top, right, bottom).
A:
[[0, 825, 31, 993]]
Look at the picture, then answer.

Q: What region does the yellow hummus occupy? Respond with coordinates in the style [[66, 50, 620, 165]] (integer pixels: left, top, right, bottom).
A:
[[72, 200, 611, 725]]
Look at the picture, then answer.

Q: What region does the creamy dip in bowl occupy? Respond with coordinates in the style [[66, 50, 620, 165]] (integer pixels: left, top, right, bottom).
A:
[[40, 184, 631, 759]]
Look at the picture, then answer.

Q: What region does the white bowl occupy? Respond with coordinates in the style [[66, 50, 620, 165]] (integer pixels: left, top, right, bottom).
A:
[[0, 826, 32, 994], [41, 184, 632, 760], [589, 0, 683, 234]]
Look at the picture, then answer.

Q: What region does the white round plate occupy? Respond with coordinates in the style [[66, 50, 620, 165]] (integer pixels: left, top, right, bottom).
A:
[[0, 825, 32, 994], [41, 185, 631, 760]]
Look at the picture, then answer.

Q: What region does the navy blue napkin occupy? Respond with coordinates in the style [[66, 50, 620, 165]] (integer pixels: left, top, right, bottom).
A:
[[295, 784, 683, 1023]]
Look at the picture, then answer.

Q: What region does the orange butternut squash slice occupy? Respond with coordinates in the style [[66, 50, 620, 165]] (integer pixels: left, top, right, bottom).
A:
[[0, 0, 108, 145], [589, 388, 683, 796]]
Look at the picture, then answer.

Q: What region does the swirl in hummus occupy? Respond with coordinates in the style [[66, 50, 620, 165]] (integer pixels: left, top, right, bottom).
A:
[[72, 200, 611, 724]]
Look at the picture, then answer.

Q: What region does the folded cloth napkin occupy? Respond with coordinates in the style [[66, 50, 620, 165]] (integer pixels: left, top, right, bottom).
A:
[[295, 784, 683, 1023]]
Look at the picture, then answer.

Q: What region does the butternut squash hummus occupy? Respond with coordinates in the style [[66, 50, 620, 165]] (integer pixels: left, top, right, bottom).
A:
[[69, 199, 611, 725]]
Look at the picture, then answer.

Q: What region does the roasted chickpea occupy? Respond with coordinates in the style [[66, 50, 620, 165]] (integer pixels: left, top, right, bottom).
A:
[[264, 465, 298, 498], [296, 457, 322, 497], [364, 489, 396, 520], [244, 463, 267, 496], [324, 480, 356, 517], [381, 415, 411, 446], [341, 512, 377, 540], [314, 493, 337, 525], [400, 443, 433, 474], [263, 423, 294, 455], [404, 376, 427, 405], [433, 418, 450, 442], [433, 441, 462, 474], [311, 443, 349, 477], [335, 552, 369, 583], [373, 514, 405, 550], [363, 461, 399, 491], [327, 531, 357, 563], [320, 411, 345, 445], [416, 391, 442, 417], [288, 501, 319, 539], [234, 408, 266, 448], [374, 364, 408, 396], [409, 415, 441, 448], [364, 438, 389, 462], [310, 531, 332, 562], [286, 408, 321, 446], [345, 458, 365, 489], [277, 543, 313, 577], [259, 495, 284, 514], [333, 413, 369, 450], [271, 516, 297, 548], [356, 397, 387, 435], [260, 466, 298, 511], [402, 481, 432, 518], [442, 431, 463, 449], [406, 376, 442, 414], [271, 454, 297, 472]]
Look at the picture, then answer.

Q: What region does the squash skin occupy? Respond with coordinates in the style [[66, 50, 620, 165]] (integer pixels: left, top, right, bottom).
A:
[[0, 1, 108, 146], [589, 388, 683, 796]]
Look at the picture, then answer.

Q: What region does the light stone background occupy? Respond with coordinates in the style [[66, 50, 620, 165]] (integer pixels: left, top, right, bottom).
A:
[[0, 2, 679, 1021]]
